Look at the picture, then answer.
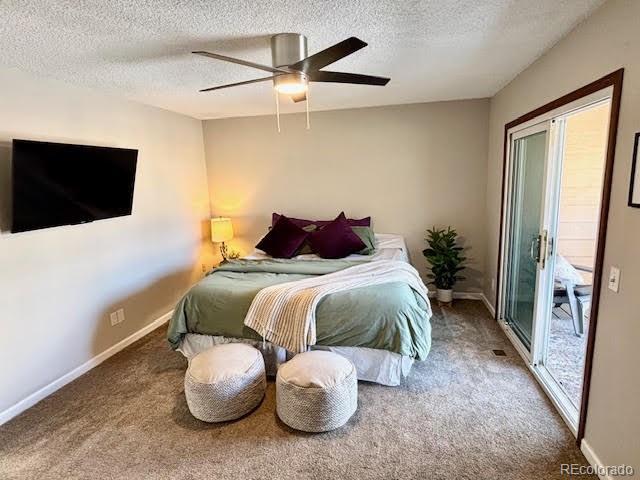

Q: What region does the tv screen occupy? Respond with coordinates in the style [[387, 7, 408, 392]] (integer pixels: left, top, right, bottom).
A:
[[11, 139, 138, 233]]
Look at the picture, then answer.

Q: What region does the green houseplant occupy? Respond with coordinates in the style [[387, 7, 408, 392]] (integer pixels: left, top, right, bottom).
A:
[[422, 227, 466, 303]]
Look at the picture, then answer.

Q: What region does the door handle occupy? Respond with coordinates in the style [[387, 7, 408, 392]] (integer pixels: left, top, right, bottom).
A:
[[529, 231, 549, 268], [547, 235, 554, 258], [540, 230, 548, 269], [530, 236, 541, 263]]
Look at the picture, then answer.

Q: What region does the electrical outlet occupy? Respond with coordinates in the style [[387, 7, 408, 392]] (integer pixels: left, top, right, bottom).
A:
[[608, 266, 621, 293], [201, 263, 207, 273], [109, 308, 125, 326], [491, 278, 496, 292]]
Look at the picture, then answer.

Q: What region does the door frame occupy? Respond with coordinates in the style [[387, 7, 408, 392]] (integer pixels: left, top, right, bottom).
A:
[[502, 120, 553, 360], [495, 69, 624, 445]]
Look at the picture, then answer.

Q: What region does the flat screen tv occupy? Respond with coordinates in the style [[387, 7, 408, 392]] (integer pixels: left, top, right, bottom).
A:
[[11, 139, 138, 233]]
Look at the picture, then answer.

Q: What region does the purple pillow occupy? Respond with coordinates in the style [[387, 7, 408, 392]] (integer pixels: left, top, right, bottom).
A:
[[256, 215, 310, 258], [308, 213, 366, 259], [272, 212, 371, 228]]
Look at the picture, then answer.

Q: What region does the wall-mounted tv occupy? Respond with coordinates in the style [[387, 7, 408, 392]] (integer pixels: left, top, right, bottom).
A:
[[11, 139, 138, 233]]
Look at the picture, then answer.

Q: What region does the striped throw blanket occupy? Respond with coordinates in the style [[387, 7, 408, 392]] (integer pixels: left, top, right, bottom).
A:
[[243, 259, 430, 353]]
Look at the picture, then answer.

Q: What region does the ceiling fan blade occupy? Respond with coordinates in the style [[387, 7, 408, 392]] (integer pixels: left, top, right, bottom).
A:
[[309, 70, 390, 86], [199, 76, 275, 92], [290, 92, 307, 103], [288, 37, 367, 73], [193, 51, 289, 74]]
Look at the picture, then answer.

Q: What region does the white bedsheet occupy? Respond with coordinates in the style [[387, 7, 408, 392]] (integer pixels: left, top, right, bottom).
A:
[[178, 334, 413, 386]]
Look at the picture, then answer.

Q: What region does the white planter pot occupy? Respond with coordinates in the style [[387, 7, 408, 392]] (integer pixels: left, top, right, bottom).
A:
[[436, 289, 453, 303]]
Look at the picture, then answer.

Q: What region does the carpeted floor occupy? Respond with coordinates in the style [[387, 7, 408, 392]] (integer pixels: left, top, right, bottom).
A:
[[0, 300, 595, 479]]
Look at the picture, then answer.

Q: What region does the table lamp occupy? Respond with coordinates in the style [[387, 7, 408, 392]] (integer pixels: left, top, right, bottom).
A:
[[211, 217, 234, 260]]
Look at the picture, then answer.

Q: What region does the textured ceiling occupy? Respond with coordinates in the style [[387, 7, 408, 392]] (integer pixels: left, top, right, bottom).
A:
[[0, 0, 605, 119]]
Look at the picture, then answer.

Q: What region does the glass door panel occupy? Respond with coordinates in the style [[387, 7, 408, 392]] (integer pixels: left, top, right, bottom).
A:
[[504, 128, 548, 350]]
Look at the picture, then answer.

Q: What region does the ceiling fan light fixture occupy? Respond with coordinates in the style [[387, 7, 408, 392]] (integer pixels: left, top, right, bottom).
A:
[[273, 72, 308, 95], [194, 33, 390, 131], [274, 82, 307, 95]]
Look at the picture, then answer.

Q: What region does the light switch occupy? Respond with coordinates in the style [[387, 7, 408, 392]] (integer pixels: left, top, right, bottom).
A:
[[109, 312, 119, 326], [608, 266, 620, 293]]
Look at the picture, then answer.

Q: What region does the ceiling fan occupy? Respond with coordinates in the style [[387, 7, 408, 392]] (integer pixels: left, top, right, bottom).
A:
[[193, 33, 390, 104]]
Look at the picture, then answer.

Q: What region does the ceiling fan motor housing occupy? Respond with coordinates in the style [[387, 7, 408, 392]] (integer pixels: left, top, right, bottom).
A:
[[271, 33, 308, 90]]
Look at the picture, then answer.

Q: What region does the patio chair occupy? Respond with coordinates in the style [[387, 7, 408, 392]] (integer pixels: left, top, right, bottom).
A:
[[553, 261, 593, 337]]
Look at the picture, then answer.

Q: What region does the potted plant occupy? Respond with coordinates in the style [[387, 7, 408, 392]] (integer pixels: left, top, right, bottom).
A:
[[422, 227, 466, 304]]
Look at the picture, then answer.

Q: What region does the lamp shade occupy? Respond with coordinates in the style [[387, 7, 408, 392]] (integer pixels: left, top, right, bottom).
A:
[[210, 217, 233, 243]]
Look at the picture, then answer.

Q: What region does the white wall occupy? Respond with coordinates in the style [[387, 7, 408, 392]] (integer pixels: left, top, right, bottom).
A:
[[485, 0, 640, 471], [202, 100, 489, 291], [0, 67, 212, 414]]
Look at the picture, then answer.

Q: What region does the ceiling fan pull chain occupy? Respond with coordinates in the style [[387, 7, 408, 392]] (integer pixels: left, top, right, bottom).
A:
[[274, 89, 281, 133], [306, 87, 310, 130]]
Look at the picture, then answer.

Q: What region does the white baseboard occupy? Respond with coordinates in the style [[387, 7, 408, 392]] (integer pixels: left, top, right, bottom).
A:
[[452, 291, 483, 300], [0, 310, 172, 426], [480, 293, 496, 318], [427, 291, 496, 317], [581, 439, 613, 480], [427, 291, 483, 300]]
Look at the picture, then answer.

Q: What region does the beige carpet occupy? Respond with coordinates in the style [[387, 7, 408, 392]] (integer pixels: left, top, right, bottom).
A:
[[0, 300, 595, 479]]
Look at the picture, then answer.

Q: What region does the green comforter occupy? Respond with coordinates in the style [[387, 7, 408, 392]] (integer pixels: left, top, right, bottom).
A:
[[167, 258, 432, 360]]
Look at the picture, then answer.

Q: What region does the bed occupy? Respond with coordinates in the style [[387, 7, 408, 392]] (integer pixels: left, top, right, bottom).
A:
[[167, 234, 432, 386]]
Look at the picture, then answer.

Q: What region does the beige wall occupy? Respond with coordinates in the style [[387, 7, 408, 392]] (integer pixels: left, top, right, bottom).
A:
[[203, 100, 489, 291], [485, 0, 640, 471], [557, 102, 610, 272], [0, 67, 212, 414]]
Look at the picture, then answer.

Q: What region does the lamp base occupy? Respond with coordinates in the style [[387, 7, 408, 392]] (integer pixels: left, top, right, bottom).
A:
[[220, 242, 229, 261]]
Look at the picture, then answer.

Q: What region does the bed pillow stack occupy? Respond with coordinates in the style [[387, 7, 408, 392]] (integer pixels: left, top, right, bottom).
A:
[[308, 212, 366, 259], [271, 213, 371, 229], [351, 226, 376, 255], [257, 212, 374, 259], [255, 215, 310, 258]]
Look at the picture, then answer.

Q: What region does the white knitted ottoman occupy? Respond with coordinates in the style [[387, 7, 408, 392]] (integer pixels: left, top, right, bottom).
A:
[[276, 351, 357, 432], [185, 343, 266, 422]]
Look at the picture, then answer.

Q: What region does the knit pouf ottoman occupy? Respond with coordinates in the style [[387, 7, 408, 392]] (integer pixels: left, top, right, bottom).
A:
[[276, 350, 357, 432], [185, 343, 266, 422]]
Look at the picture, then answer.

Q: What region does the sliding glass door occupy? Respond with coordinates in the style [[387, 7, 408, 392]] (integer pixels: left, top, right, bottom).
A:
[[499, 90, 615, 437], [503, 123, 551, 351]]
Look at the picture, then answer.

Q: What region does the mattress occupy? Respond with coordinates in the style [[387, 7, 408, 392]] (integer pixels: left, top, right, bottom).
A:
[[167, 233, 431, 385]]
